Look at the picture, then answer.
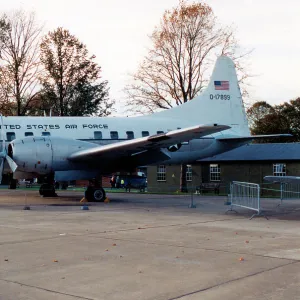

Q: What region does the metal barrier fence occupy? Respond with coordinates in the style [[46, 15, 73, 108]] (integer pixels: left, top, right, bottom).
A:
[[281, 183, 300, 201], [228, 181, 263, 219]]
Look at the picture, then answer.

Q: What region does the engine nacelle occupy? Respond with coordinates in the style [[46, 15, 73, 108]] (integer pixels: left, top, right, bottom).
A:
[[9, 137, 97, 174]]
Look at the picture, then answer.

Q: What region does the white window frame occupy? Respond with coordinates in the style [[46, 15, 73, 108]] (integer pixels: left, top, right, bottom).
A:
[[210, 164, 220, 181], [273, 163, 286, 176], [186, 165, 192, 182], [157, 165, 166, 182]]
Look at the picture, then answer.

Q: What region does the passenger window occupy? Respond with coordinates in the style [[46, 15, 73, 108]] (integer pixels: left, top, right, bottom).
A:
[[126, 131, 134, 140], [6, 132, 15, 141], [94, 131, 102, 139], [42, 132, 50, 136], [110, 131, 119, 139], [25, 132, 33, 137], [142, 131, 149, 137], [157, 131, 164, 134]]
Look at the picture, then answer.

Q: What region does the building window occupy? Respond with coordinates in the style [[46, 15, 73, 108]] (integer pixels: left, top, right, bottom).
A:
[[273, 163, 286, 176], [25, 132, 33, 137], [94, 131, 102, 139], [210, 164, 220, 181], [126, 131, 134, 140], [6, 132, 15, 141], [110, 131, 119, 139], [186, 165, 192, 182], [142, 131, 149, 137], [157, 131, 164, 134], [42, 132, 50, 136], [157, 165, 166, 181]]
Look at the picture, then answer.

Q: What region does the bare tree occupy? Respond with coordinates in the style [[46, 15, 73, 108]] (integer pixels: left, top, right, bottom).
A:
[[125, 1, 251, 114], [0, 15, 9, 52], [125, 1, 252, 192], [0, 10, 43, 116]]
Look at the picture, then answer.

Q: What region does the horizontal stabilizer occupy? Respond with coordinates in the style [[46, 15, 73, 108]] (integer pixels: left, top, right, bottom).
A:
[[217, 134, 292, 142], [264, 176, 300, 184]]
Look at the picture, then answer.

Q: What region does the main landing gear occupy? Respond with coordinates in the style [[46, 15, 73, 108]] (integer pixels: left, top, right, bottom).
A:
[[84, 179, 106, 202], [39, 173, 57, 197], [38, 175, 106, 202], [39, 183, 57, 197]]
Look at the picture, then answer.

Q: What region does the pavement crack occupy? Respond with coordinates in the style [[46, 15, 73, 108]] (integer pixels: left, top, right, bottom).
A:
[[90, 235, 299, 262], [83, 217, 246, 236], [0, 235, 64, 246], [0, 278, 95, 300], [167, 261, 300, 300]]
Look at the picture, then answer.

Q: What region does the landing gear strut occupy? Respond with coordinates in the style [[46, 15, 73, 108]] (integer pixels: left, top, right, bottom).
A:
[[39, 173, 57, 197], [9, 179, 17, 189], [85, 178, 106, 202]]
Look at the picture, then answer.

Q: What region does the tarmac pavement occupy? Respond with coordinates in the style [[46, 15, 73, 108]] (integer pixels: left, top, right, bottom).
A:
[[0, 190, 300, 300]]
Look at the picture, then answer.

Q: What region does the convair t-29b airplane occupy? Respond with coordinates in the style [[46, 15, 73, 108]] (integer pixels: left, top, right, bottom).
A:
[[0, 56, 288, 201]]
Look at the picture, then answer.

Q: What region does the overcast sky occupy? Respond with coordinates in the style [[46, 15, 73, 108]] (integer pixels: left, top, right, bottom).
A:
[[2, 0, 300, 115]]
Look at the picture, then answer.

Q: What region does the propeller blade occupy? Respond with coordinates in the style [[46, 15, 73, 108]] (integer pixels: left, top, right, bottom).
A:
[[0, 159, 3, 184], [6, 155, 17, 173]]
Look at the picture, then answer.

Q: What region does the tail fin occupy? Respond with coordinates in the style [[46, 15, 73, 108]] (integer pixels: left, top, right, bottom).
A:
[[153, 56, 250, 136]]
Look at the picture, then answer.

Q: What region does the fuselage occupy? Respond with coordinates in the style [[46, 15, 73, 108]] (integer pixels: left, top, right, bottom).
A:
[[1, 115, 245, 168]]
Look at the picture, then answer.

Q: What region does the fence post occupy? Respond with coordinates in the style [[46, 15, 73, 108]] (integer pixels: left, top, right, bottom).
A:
[[257, 184, 261, 214], [280, 183, 284, 206], [23, 191, 31, 210], [189, 187, 196, 208]]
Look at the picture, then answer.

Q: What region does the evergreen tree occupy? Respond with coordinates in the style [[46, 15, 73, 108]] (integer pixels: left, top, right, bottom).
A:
[[40, 27, 113, 116]]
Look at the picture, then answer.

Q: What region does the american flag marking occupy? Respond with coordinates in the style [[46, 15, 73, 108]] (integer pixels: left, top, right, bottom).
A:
[[214, 81, 229, 90]]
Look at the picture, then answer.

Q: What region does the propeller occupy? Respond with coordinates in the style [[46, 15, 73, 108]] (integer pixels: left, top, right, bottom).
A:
[[0, 114, 18, 183]]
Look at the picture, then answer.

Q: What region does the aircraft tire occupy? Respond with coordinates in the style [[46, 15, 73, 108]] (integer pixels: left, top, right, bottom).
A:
[[9, 179, 17, 190], [85, 187, 106, 202], [39, 183, 57, 197]]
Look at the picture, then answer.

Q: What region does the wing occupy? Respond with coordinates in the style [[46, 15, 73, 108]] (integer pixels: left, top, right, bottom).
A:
[[68, 124, 230, 162], [217, 134, 292, 142]]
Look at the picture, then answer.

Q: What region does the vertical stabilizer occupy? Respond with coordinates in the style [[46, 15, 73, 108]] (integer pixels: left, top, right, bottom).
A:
[[153, 56, 250, 136]]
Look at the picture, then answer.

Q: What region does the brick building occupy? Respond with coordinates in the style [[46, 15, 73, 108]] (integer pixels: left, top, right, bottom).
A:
[[147, 143, 300, 195]]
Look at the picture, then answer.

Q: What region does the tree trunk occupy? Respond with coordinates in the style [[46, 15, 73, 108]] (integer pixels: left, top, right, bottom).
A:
[[15, 71, 21, 116], [180, 164, 188, 193]]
